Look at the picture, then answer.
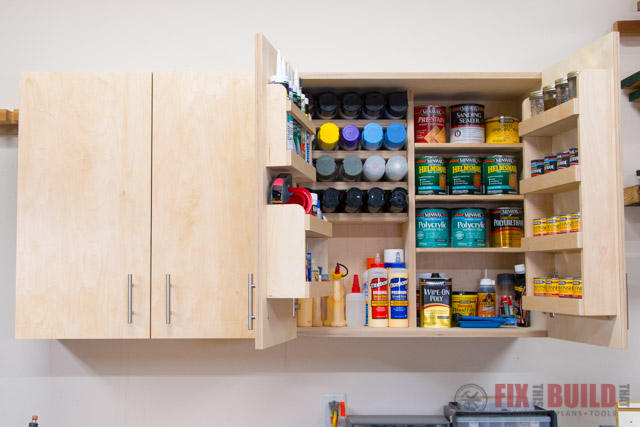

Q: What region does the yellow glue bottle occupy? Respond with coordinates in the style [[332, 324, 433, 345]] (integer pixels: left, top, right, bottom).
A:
[[330, 264, 347, 327]]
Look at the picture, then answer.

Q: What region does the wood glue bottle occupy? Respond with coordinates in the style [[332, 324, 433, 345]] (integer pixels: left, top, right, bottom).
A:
[[367, 254, 389, 327]]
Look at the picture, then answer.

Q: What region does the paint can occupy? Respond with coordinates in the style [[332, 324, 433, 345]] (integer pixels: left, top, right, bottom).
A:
[[531, 159, 544, 177], [483, 155, 518, 195], [418, 274, 452, 328], [557, 151, 570, 170], [489, 207, 524, 248], [447, 156, 482, 195], [533, 218, 543, 236], [450, 104, 485, 143], [450, 208, 486, 248], [414, 105, 447, 143], [543, 155, 557, 174], [451, 292, 477, 326], [570, 147, 579, 166], [416, 208, 450, 248], [534, 277, 546, 296], [485, 116, 520, 144], [570, 212, 581, 232], [572, 278, 583, 299], [559, 278, 574, 298], [557, 214, 571, 234], [415, 156, 446, 195], [545, 275, 559, 297], [545, 216, 558, 235]]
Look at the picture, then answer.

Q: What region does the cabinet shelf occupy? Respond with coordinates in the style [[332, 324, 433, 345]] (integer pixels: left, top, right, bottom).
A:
[[297, 326, 547, 338], [305, 215, 333, 238], [305, 281, 332, 298], [519, 99, 579, 137], [521, 232, 582, 253], [417, 247, 524, 254], [416, 194, 524, 204], [0, 109, 18, 135], [323, 213, 408, 223], [314, 119, 406, 128], [306, 181, 407, 191], [415, 143, 523, 155], [520, 166, 580, 195], [267, 149, 316, 182], [312, 150, 407, 160], [522, 296, 586, 316], [287, 100, 316, 135]]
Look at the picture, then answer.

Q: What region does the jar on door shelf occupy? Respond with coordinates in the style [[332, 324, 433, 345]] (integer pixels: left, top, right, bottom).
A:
[[529, 90, 544, 116], [555, 77, 570, 105], [543, 84, 557, 110]]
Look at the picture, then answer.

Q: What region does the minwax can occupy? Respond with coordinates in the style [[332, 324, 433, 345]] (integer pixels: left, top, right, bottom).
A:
[[489, 207, 524, 248], [483, 155, 518, 195], [415, 156, 446, 195], [534, 277, 546, 296], [450, 104, 485, 143], [572, 278, 583, 299], [485, 116, 520, 144], [545, 276, 559, 297], [447, 156, 482, 195], [416, 208, 449, 248], [451, 208, 486, 248], [419, 274, 452, 328], [451, 292, 477, 326], [533, 218, 543, 236], [414, 106, 447, 143], [559, 278, 574, 298]]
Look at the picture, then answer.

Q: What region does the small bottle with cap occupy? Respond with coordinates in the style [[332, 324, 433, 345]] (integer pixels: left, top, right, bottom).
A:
[[346, 275, 366, 327], [477, 269, 496, 318], [29, 416, 38, 427]]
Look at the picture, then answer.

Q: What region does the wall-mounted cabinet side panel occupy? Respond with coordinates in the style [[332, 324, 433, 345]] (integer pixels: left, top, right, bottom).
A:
[[15, 72, 152, 338], [151, 72, 256, 339]]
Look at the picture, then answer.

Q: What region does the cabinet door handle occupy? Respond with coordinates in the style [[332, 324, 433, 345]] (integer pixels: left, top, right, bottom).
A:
[[127, 274, 133, 324], [248, 273, 256, 330], [166, 274, 171, 324]]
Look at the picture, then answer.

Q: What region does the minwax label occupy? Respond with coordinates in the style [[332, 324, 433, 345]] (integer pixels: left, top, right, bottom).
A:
[[389, 277, 408, 319]]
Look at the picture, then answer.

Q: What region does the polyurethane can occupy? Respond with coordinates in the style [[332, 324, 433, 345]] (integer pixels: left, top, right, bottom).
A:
[[533, 218, 543, 236], [557, 214, 571, 234], [450, 104, 485, 143], [416, 208, 449, 248], [447, 156, 482, 195], [572, 278, 583, 299], [570, 212, 581, 232], [416, 156, 447, 195], [419, 275, 452, 327], [451, 292, 477, 327], [451, 208, 486, 248], [414, 106, 446, 143], [531, 159, 544, 177], [546, 216, 558, 235], [485, 116, 520, 144], [489, 207, 524, 248], [534, 277, 546, 296], [483, 155, 518, 194], [559, 278, 574, 298], [545, 276, 559, 297]]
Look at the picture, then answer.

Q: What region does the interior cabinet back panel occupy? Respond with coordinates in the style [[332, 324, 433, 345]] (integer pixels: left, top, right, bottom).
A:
[[16, 72, 152, 338]]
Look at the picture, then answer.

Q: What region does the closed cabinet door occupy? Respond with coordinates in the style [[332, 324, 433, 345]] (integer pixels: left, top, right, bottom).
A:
[[151, 72, 256, 338], [16, 72, 152, 338]]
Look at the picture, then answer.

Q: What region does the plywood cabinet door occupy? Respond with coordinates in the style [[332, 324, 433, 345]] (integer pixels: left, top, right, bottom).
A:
[[151, 72, 256, 339], [16, 72, 152, 338]]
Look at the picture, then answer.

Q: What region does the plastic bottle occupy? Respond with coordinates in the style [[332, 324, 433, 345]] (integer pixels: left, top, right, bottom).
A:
[[330, 264, 347, 327], [385, 155, 408, 182], [338, 155, 363, 182], [477, 269, 496, 318], [496, 273, 515, 316], [361, 123, 384, 150], [29, 416, 38, 427], [388, 253, 409, 328], [383, 123, 407, 150], [346, 275, 366, 327], [362, 155, 386, 182], [339, 92, 362, 120], [514, 264, 531, 327], [368, 254, 389, 327], [315, 155, 337, 181]]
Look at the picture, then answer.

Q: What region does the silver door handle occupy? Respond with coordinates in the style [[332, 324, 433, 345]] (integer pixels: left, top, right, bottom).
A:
[[127, 274, 132, 324], [248, 273, 256, 330], [166, 274, 171, 324]]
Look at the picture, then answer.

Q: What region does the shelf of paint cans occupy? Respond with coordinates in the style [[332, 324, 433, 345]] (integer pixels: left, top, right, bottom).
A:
[[415, 195, 524, 204], [415, 142, 524, 155], [323, 213, 408, 224], [521, 232, 582, 253], [0, 109, 19, 135], [267, 149, 317, 183], [416, 247, 524, 254], [305, 214, 333, 238], [520, 165, 581, 195], [296, 326, 547, 338], [519, 98, 579, 137], [314, 119, 406, 128], [312, 150, 408, 160]]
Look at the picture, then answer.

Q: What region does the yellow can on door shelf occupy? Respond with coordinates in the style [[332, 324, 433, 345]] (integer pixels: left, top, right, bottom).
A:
[[534, 277, 546, 296], [533, 219, 543, 236], [485, 116, 520, 144], [572, 278, 583, 299]]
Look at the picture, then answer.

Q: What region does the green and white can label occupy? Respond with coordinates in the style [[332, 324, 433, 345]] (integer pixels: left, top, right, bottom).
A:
[[416, 208, 449, 248], [451, 208, 486, 247]]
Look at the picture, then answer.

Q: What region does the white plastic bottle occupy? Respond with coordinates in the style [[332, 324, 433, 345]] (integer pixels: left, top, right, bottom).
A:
[[346, 275, 366, 327], [388, 253, 409, 328], [368, 253, 389, 327]]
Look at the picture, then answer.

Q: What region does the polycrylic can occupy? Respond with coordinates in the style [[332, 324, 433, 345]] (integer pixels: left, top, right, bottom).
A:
[[415, 156, 446, 195], [485, 116, 520, 144], [570, 212, 581, 232], [557, 214, 571, 234], [419, 274, 452, 328], [531, 159, 544, 177], [533, 218, 543, 236], [447, 156, 482, 195], [545, 276, 559, 297], [414, 106, 446, 143], [559, 278, 574, 298], [489, 207, 524, 248], [416, 208, 449, 248], [572, 278, 583, 299], [534, 277, 546, 296], [450, 104, 485, 143], [451, 292, 477, 326], [451, 208, 486, 248], [483, 155, 518, 195]]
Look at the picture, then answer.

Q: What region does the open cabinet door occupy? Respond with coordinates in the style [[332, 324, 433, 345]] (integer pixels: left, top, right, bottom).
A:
[[255, 34, 298, 349], [522, 33, 627, 349]]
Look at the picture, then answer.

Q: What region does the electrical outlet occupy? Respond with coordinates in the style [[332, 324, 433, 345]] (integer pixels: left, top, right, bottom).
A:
[[323, 393, 346, 427]]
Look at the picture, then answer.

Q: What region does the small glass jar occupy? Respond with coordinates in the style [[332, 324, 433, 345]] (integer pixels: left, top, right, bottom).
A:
[[543, 84, 557, 110], [567, 70, 580, 99], [555, 77, 570, 105], [529, 90, 544, 116]]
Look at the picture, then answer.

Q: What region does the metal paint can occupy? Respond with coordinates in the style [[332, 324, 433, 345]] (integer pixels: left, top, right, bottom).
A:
[[557, 151, 571, 170], [570, 212, 581, 232], [545, 216, 558, 235], [485, 116, 520, 144], [416, 208, 450, 248], [449, 104, 485, 143], [414, 106, 447, 143], [541, 218, 548, 235], [572, 278, 583, 299], [451, 208, 486, 248], [570, 147, 579, 166], [559, 278, 574, 298], [451, 292, 477, 326], [557, 214, 571, 234], [418, 274, 452, 328], [543, 155, 557, 174], [545, 275, 559, 297], [531, 159, 544, 177], [483, 155, 518, 194], [447, 156, 482, 195], [489, 207, 524, 248], [534, 277, 546, 296], [533, 218, 543, 236], [415, 156, 447, 195]]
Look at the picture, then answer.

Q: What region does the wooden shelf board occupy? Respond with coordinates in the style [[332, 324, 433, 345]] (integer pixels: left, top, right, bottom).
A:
[[296, 326, 547, 338], [417, 247, 524, 254], [312, 150, 407, 160], [0, 109, 19, 135], [523, 296, 584, 316], [0, 125, 18, 136], [323, 213, 408, 223], [305, 281, 332, 298], [624, 185, 640, 206], [415, 143, 523, 154], [286, 100, 316, 135], [519, 99, 579, 137], [305, 215, 333, 238], [520, 166, 580, 195], [305, 181, 407, 191], [267, 150, 316, 183], [313, 119, 406, 128], [521, 232, 582, 253], [416, 194, 524, 203], [613, 20, 640, 37]]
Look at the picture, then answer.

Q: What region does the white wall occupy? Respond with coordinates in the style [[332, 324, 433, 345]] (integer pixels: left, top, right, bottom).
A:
[[1, 1, 639, 426]]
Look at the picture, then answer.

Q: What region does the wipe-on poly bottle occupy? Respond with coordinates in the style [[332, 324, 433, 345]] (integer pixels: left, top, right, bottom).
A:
[[346, 275, 366, 327], [368, 253, 389, 327]]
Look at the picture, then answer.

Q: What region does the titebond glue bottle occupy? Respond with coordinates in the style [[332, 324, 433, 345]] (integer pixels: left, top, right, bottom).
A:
[[368, 253, 389, 327], [388, 252, 409, 328]]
